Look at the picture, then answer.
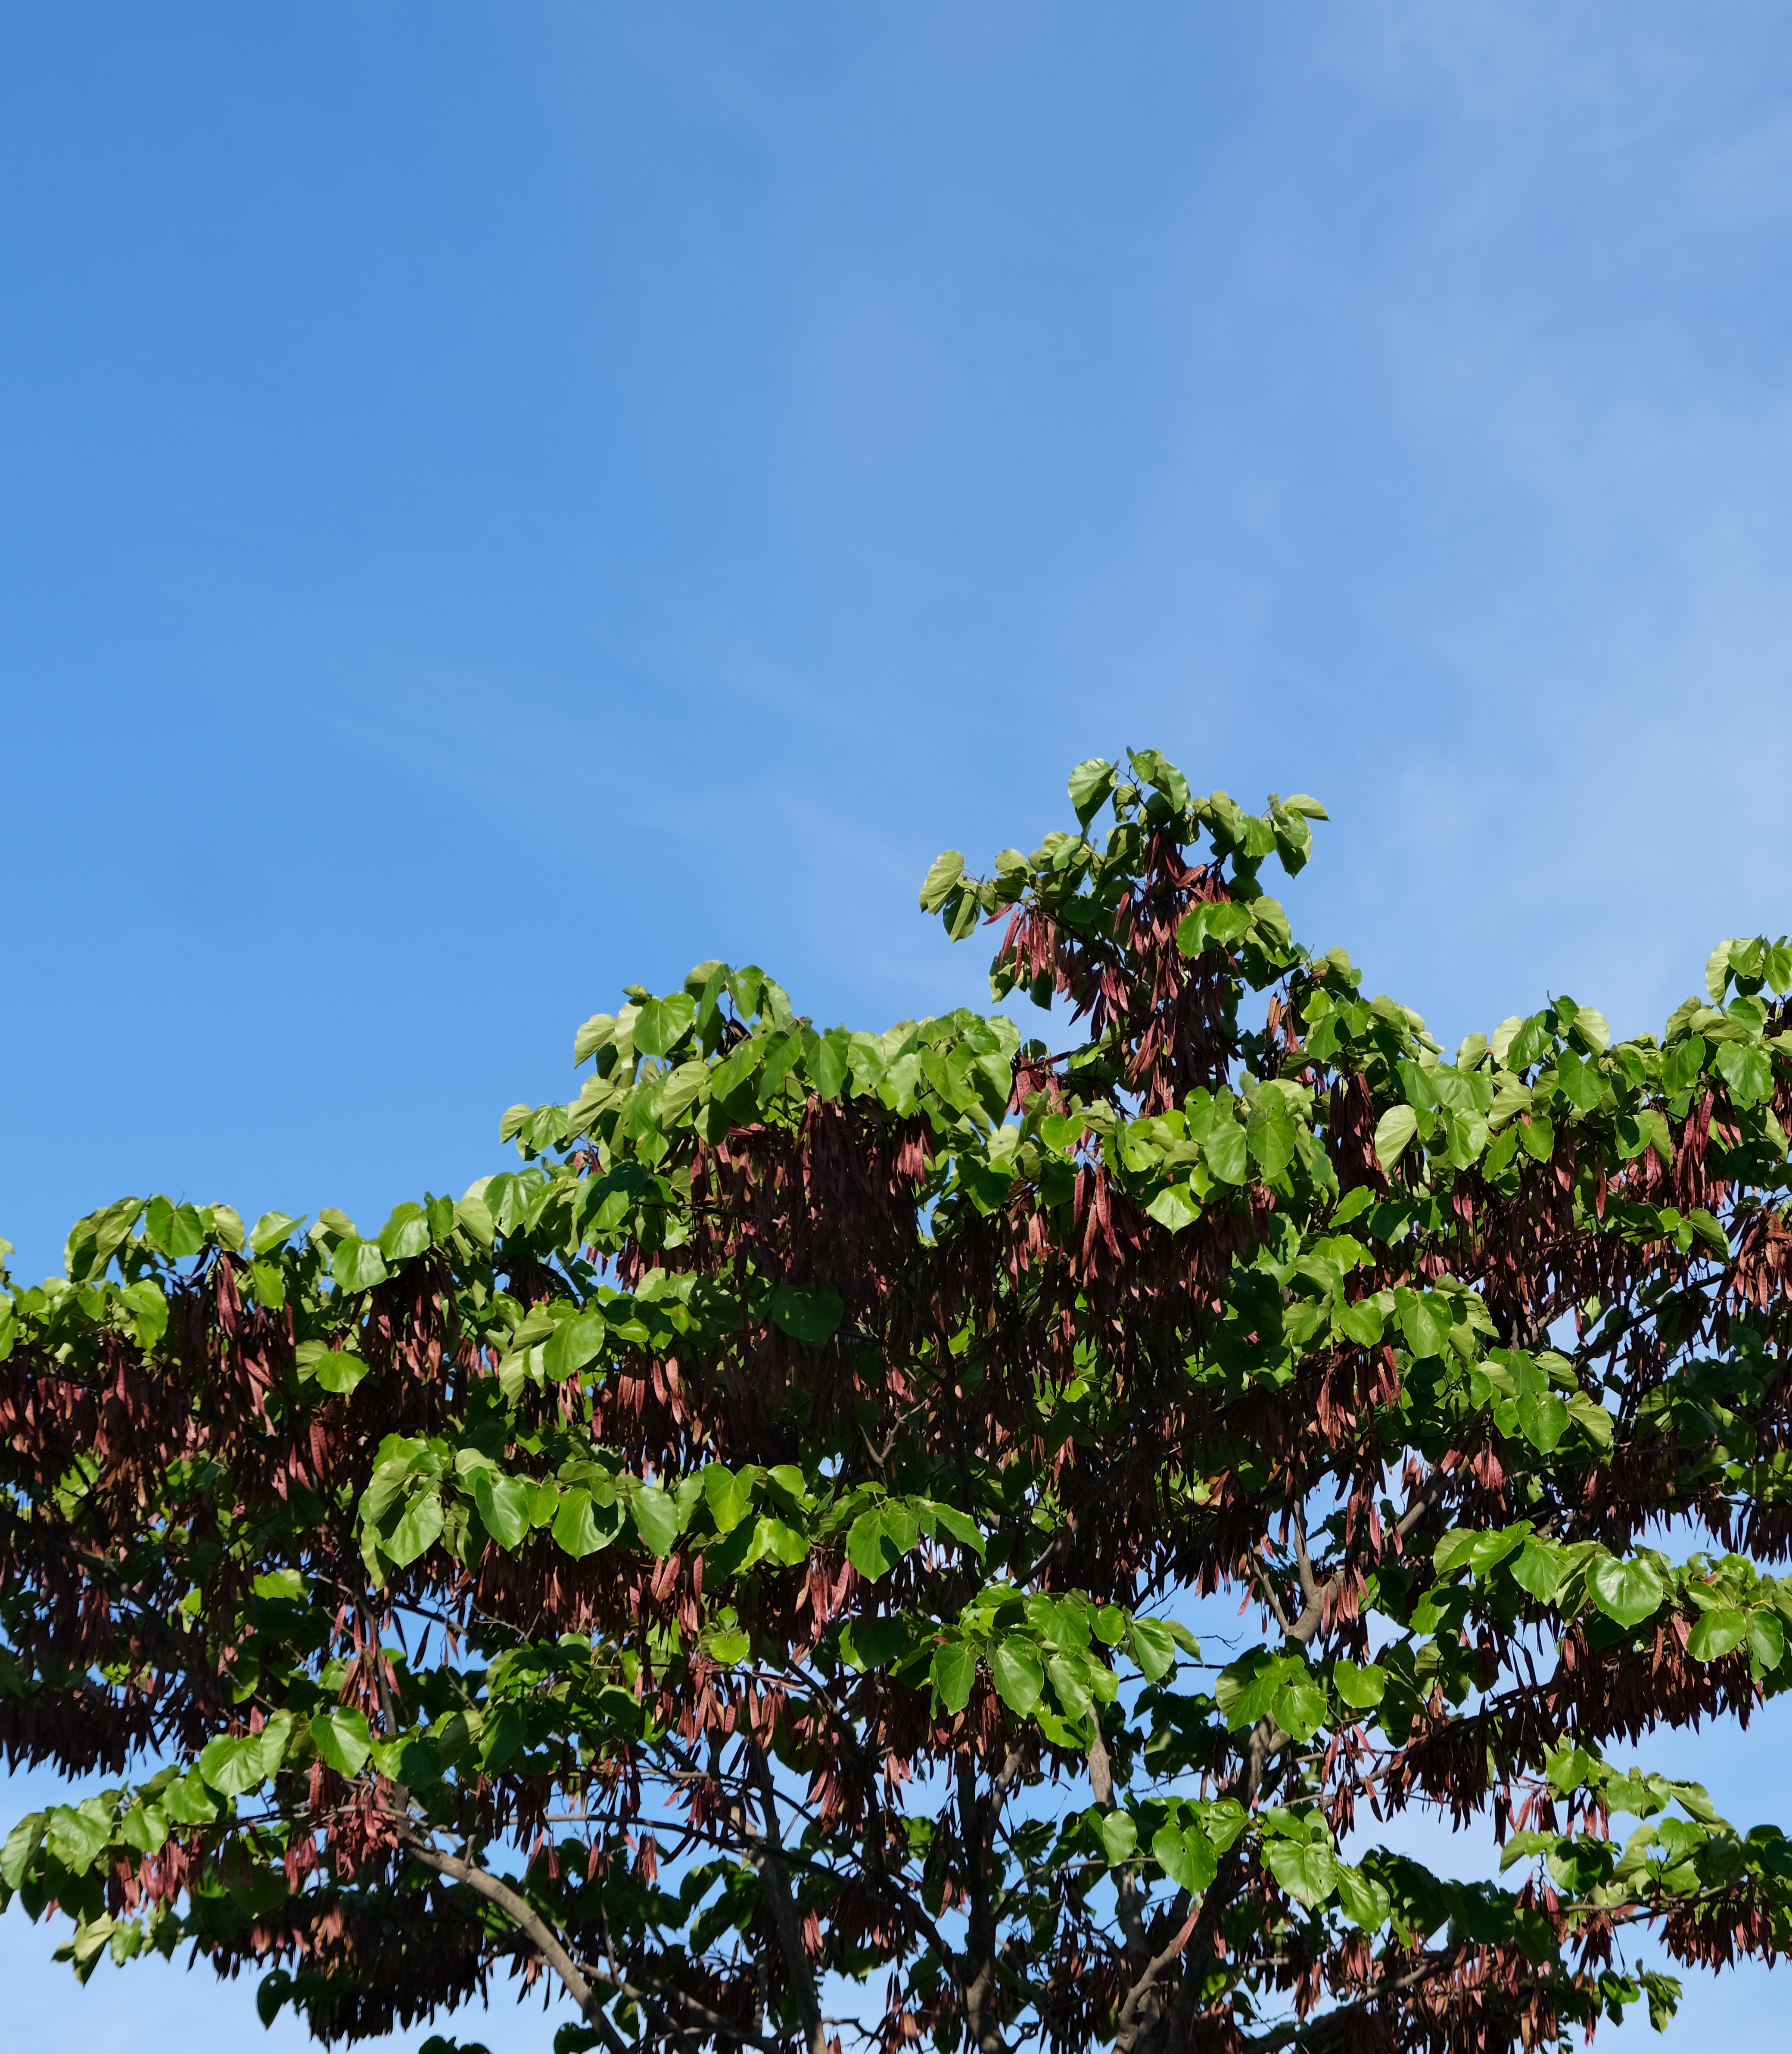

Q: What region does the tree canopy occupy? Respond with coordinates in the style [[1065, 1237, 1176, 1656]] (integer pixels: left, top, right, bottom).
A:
[[7, 749, 1792, 2053]]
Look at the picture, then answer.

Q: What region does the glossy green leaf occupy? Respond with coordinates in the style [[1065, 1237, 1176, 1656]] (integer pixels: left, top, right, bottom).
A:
[[1587, 1556, 1665, 1630], [989, 1637, 1044, 1716], [1334, 1296, 1385, 1346], [1203, 1118, 1248, 1185], [1332, 1659, 1386, 1709], [1127, 1617, 1178, 1682], [931, 1642, 978, 1714], [1374, 1105, 1418, 1170], [703, 1465, 755, 1534], [330, 1235, 389, 1294], [629, 1484, 683, 1558], [1, 1812, 45, 1891], [634, 994, 696, 1059], [377, 1202, 432, 1263], [387, 1490, 445, 1568], [1687, 1608, 1749, 1664], [1263, 1836, 1337, 1909], [1067, 759, 1117, 825], [311, 1708, 372, 1777], [146, 1196, 207, 1259], [1152, 1820, 1218, 1895], [918, 851, 965, 913], [472, 1471, 532, 1550], [1096, 1811, 1138, 1864], [543, 1310, 607, 1383]]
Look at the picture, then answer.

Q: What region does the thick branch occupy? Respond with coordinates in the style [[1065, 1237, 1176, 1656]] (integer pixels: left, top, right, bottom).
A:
[[1113, 1902, 1202, 2051], [956, 1745, 1024, 2054], [401, 1836, 615, 2048], [745, 1741, 828, 2054]]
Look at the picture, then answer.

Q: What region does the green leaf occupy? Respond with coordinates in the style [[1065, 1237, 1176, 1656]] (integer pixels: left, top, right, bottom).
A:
[[1263, 1836, 1338, 1909], [552, 1488, 604, 1559], [45, 1799, 112, 1871], [1687, 1608, 1749, 1663], [1272, 1677, 1327, 1742], [989, 1637, 1045, 1716], [744, 1514, 809, 1567], [1335, 1864, 1391, 1930], [1145, 1183, 1201, 1234], [1587, 1556, 1665, 1630], [472, 1471, 532, 1550], [377, 1201, 432, 1263], [1518, 1113, 1555, 1161], [1152, 1821, 1218, 1895], [198, 1713, 292, 1798], [296, 1342, 370, 1395], [1067, 759, 1117, 825], [1129, 748, 1191, 813], [387, 1489, 445, 1568], [1518, 1392, 1569, 1453], [1246, 1091, 1298, 1180], [1374, 1105, 1419, 1171], [1203, 1118, 1249, 1185], [331, 1235, 389, 1294], [840, 1617, 909, 1671], [1510, 1539, 1566, 1603], [1047, 1653, 1096, 1719], [630, 1484, 683, 1558], [768, 1283, 844, 1347], [118, 1803, 168, 1858], [924, 1500, 986, 1558], [248, 1211, 304, 1255], [1, 1811, 45, 1891], [64, 1196, 143, 1283], [919, 851, 966, 913], [455, 1190, 495, 1248], [119, 1278, 168, 1348], [1715, 1042, 1773, 1109], [1555, 1049, 1605, 1114], [1334, 1297, 1385, 1346], [543, 1311, 607, 1383], [847, 1507, 907, 1581], [1686, 1208, 1730, 1259], [1708, 939, 1737, 1004], [311, 1707, 372, 1777], [146, 1195, 207, 1259], [1093, 1605, 1128, 1646], [1215, 1650, 1288, 1731], [160, 1772, 221, 1825], [634, 994, 696, 1059], [1663, 1036, 1707, 1096], [703, 1465, 755, 1535], [1567, 1392, 1615, 1451], [1176, 901, 1252, 958], [1332, 1659, 1387, 1710], [1570, 1007, 1610, 1054], [931, 1642, 978, 1715], [1399, 1293, 1453, 1360], [810, 1029, 851, 1100], [1097, 1811, 1139, 1864], [64, 1191, 144, 1281], [1126, 1617, 1178, 1682]]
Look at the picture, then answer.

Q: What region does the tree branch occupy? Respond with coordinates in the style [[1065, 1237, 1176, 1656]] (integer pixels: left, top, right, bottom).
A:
[[400, 1835, 616, 2049], [744, 1740, 828, 2054]]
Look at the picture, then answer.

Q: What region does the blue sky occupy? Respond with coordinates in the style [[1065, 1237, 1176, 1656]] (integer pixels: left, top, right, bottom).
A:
[[5, 4, 1792, 2046]]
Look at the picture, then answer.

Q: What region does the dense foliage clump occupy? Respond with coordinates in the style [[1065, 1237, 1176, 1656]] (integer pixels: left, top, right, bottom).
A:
[[7, 751, 1792, 2052]]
